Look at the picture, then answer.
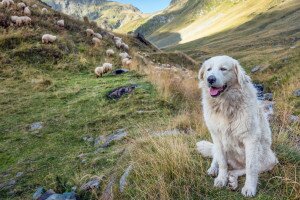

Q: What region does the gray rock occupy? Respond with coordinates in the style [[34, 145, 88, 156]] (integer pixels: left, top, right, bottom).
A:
[[107, 85, 138, 100], [82, 135, 94, 143], [80, 178, 100, 191], [94, 135, 105, 147], [0, 179, 16, 190], [293, 89, 300, 97], [101, 177, 115, 200], [251, 66, 261, 73], [30, 122, 43, 131], [263, 93, 273, 101], [289, 115, 300, 123], [38, 189, 55, 200], [62, 191, 76, 200], [33, 187, 46, 200], [102, 129, 128, 148], [153, 129, 180, 137], [46, 194, 65, 200], [16, 172, 24, 178], [119, 165, 133, 193]]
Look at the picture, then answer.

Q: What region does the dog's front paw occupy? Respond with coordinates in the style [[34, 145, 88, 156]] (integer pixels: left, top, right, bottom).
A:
[[228, 175, 238, 190], [207, 166, 218, 177], [241, 185, 257, 197], [214, 175, 228, 188]]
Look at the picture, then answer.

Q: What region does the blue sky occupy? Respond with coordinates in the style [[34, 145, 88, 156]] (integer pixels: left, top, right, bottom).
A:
[[114, 0, 172, 13]]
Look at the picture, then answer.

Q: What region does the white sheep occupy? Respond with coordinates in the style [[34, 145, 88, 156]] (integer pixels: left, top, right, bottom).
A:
[[119, 52, 130, 59], [31, 4, 37, 8], [106, 49, 115, 56], [86, 29, 94, 37], [103, 63, 113, 73], [92, 37, 101, 46], [10, 15, 18, 23], [20, 16, 31, 25], [41, 8, 48, 14], [57, 19, 64, 27], [122, 58, 132, 67], [121, 43, 129, 51], [1, 0, 14, 7], [94, 33, 102, 40], [17, 2, 26, 10], [95, 66, 104, 78], [115, 40, 122, 48], [42, 34, 57, 44], [24, 7, 31, 16]]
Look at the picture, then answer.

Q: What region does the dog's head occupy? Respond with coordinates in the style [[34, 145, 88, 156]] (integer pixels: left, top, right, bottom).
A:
[[198, 55, 250, 98]]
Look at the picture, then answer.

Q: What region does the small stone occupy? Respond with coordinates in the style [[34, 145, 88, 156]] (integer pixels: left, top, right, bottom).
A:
[[119, 165, 133, 193], [251, 66, 261, 73], [289, 115, 300, 123], [39, 189, 55, 200], [102, 129, 128, 148], [153, 129, 180, 136], [293, 89, 300, 97], [62, 191, 77, 200], [107, 85, 138, 100], [33, 187, 46, 200], [80, 178, 100, 191], [30, 122, 43, 131], [0, 179, 16, 190], [16, 172, 24, 178], [94, 135, 105, 147], [263, 93, 273, 101], [82, 136, 94, 143], [45, 194, 65, 200]]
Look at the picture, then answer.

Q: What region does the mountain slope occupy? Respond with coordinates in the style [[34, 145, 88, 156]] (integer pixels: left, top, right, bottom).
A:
[[42, 0, 145, 30]]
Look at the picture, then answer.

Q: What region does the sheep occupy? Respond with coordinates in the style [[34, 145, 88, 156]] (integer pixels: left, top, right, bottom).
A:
[[86, 29, 94, 37], [42, 34, 57, 44], [20, 16, 31, 25], [106, 49, 115, 56], [1, 0, 14, 7], [113, 36, 122, 42], [17, 2, 26, 10], [119, 52, 130, 59], [121, 43, 129, 51], [95, 66, 104, 78], [94, 33, 102, 40], [92, 37, 101, 46], [10, 15, 18, 23], [115, 40, 122, 48], [57, 19, 64, 27], [31, 4, 37, 8], [24, 6, 31, 16], [41, 8, 48, 14], [122, 58, 132, 67], [103, 63, 113, 73]]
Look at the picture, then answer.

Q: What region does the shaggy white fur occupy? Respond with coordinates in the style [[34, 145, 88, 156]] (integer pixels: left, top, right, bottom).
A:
[[196, 55, 278, 197], [42, 34, 57, 43]]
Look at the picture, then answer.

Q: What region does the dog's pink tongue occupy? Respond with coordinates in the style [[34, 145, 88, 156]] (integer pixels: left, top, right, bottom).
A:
[[210, 87, 220, 96]]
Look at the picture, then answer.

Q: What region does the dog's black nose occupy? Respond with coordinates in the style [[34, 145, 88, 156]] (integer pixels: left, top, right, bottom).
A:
[[207, 75, 216, 84]]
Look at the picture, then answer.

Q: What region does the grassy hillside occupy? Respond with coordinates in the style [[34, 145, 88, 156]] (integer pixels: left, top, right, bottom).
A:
[[0, 0, 299, 200]]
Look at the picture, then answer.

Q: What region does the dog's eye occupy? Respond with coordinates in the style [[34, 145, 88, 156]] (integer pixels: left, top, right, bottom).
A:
[[207, 68, 212, 71], [220, 67, 227, 71]]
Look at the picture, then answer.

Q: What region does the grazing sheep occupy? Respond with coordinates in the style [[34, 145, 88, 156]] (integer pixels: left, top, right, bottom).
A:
[[95, 66, 104, 78], [31, 4, 37, 8], [10, 15, 18, 23], [41, 8, 48, 14], [20, 16, 31, 25], [119, 52, 130, 59], [103, 63, 113, 73], [92, 37, 101, 46], [57, 19, 64, 27], [17, 2, 26, 10], [42, 34, 57, 44], [122, 58, 132, 67], [86, 29, 94, 37], [1, 0, 14, 7], [94, 33, 102, 40], [115, 40, 122, 48], [24, 6, 31, 15], [106, 49, 115, 56], [121, 43, 129, 51]]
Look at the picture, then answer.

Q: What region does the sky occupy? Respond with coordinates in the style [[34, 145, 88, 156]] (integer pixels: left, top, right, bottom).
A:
[[113, 0, 172, 13]]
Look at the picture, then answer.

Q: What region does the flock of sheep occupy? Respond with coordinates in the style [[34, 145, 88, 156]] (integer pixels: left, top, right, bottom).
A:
[[1, 0, 133, 78]]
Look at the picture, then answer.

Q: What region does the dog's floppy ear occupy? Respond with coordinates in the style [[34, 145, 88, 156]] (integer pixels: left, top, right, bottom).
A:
[[198, 64, 205, 81], [234, 61, 250, 87]]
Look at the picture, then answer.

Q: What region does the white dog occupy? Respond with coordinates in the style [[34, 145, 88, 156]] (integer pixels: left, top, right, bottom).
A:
[[196, 56, 278, 197]]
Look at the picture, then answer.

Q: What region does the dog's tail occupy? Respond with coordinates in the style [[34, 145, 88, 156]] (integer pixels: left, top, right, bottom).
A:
[[196, 140, 213, 158]]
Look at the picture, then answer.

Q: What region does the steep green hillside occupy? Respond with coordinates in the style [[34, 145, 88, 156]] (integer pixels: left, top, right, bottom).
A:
[[42, 0, 146, 30]]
